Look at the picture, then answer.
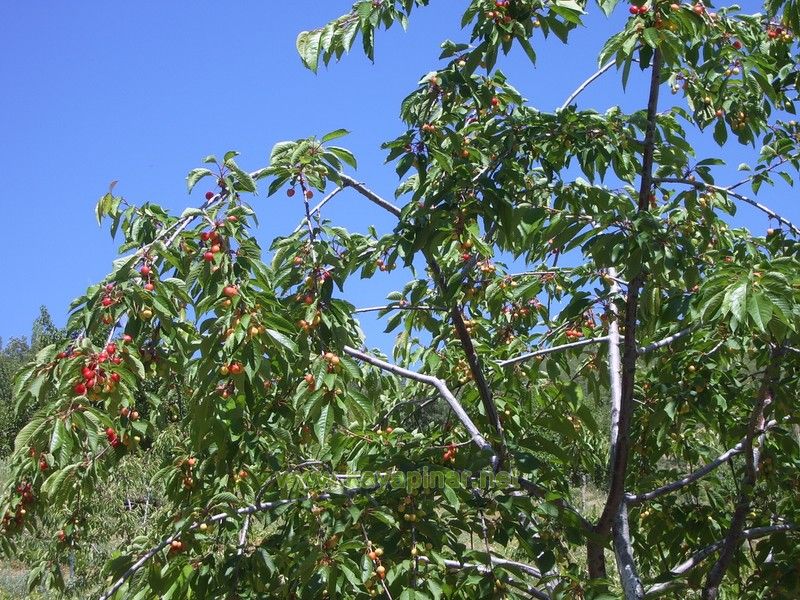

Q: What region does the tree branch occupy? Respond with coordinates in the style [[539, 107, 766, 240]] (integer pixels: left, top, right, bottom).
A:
[[606, 268, 644, 599], [636, 327, 694, 355], [595, 49, 662, 540], [417, 555, 550, 600], [99, 484, 378, 600], [626, 418, 783, 506], [702, 352, 780, 599], [560, 60, 615, 111], [352, 304, 443, 314], [644, 523, 798, 598], [342, 345, 498, 469], [653, 177, 800, 237], [338, 173, 402, 217], [497, 336, 609, 367]]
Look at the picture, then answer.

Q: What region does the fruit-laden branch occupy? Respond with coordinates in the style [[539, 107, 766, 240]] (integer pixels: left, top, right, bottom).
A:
[[702, 353, 780, 600], [626, 418, 785, 506], [417, 555, 550, 600], [338, 172, 505, 463], [653, 177, 800, 237], [644, 523, 798, 598], [560, 60, 615, 110], [595, 48, 663, 539], [98, 484, 378, 600], [497, 336, 610, 367], [606, 268, 644, 599], [342, 345, 499, 470]]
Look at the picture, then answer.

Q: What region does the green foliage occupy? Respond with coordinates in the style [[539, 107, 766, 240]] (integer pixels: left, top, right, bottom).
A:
[[2, 1, 800, 599]]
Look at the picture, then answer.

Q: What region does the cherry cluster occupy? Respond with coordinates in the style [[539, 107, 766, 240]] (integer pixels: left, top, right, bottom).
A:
[[70, 342, 123, 397]]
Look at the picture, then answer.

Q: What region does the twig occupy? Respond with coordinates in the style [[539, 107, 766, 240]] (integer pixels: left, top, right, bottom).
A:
[[416, 556, 550, 599], [338, 173, 402, 217], [342, 345, 498, 470], [352, 304, 442, 314], [497, 336, 609, 368]]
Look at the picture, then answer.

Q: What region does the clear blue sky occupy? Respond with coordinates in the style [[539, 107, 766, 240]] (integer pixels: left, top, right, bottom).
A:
[[1, 2, 795, 348]]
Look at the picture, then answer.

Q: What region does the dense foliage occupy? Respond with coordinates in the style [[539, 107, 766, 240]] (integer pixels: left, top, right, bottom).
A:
[[2, 1, 800, 599]]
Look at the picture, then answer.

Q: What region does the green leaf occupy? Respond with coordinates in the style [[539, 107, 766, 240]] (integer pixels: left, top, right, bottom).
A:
[[265, 328, 298, 353], [321, 129, 350, 143], [187, 168, 214, 193]]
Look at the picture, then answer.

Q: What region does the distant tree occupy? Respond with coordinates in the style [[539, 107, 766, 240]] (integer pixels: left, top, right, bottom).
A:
[[0, 307, 64, 456]]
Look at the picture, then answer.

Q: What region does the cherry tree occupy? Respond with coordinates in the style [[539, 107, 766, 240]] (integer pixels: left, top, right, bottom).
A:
[[3, 1, 800, 598]]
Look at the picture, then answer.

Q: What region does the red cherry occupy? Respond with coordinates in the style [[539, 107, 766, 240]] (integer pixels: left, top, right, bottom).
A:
[[200, 231, 212, 242], [110, 373, 121, 383], [491, 97, 500, 107], [629, 5, 639, 13], [229, 363, 243, 375], [304, 190, 314, 200], [101, 296, 113, 307], [140, 265, 151, 277], [98, 352, 109, 362], [106, 343, 117, 355], [122, 334, 133, 343], [223, 285, 238, 298], [39, 459, 48, 471], [732, 40, 742, 49], [287, 188, 296, 197], [82, 367, 95, 380], [74, 382, 87, 396], [111, 356, 122, 365], [639, 5, 648, 13], [205, 191, 215, 200], [203, 251, 215, 262], [57, 352, 68, 360], [144, 282, 155, 292]]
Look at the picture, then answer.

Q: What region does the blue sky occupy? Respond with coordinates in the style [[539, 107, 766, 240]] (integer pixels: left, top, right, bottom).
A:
[[1, 2, 796, 349]]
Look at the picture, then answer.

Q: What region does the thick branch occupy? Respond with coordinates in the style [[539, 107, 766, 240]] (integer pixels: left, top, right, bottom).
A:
[[606, 268, 644, 598], [596, 49, 662, 536], [645, 523, 798, 598], [626, 418, 782, 506], [702, 354, 780, 600], [653, 177, 800, 236], [342, 345, 498, 469]]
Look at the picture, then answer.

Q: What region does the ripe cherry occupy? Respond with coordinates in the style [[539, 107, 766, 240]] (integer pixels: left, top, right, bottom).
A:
[[106, 343, 117, 355], [205, 191, 215, 201], [122, 334, 133, 343], [287, 188, 296, 198], [82, 367, 95, 380], [140, 265, 151, 277], [304, 190, 314, 200], [74, 382, 87, 396], [110, 373, 121, 383], [223, 285, 238, 298], [101, 297, 113, 307], [229, 363, 243, 375], [732, 39, 742, 49], [490, 96, 500, 107], [203, 251, 214, 262], [144, 282, 155, 292], [629, 5, 639, 14]]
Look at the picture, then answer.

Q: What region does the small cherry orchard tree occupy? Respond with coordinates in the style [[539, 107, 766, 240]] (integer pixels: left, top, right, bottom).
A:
[[3, 1, 800, 598]]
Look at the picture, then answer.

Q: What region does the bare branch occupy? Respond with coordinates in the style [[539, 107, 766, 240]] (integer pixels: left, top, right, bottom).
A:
[[560, 60, 615, 111], [644, 523, 798, 598], [338, 173, 402, 217], [654, 177, 800, 236], [626, 418, 783, 506], [352, 304, 442, 314], [342, 345, 498, 469], [497, 336, 609, 368]]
